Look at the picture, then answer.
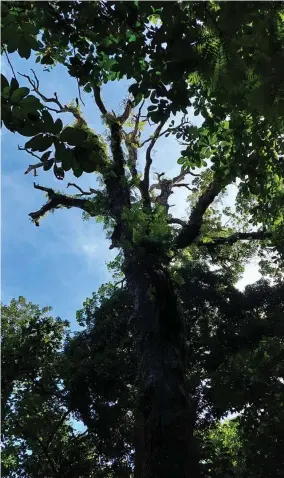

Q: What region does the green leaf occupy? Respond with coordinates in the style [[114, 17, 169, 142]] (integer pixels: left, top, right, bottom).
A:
[[6, 34, 20, 54], [10, 78, 19, 92], [43, 159, 54, 171], [53, 118, 63, 135], [25, 34, 39, 51], [41, 110, 55, 133], [25, 134, 54, 152], [71, 157, 83, 178], [17, 123, 40, 137], [18, 39, 31, 59], [10, 87, 30, 103], [12, 106, 25, 120], [22, 23, 38, 35], [177, 157, 185, 165], [20, 95, 41, 112], [60, 127, 87, 146], [61, 149, 73, 172], [1, 74, 9, 91], [2, 86, 11, 99], [40, 151, 52, 162]]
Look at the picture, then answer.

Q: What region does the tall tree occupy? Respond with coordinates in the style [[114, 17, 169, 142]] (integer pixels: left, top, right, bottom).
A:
[[2, 2, 284, 476]]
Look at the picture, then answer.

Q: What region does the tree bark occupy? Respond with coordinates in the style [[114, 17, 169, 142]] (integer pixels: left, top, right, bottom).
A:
[[124, 254, 200, 478]]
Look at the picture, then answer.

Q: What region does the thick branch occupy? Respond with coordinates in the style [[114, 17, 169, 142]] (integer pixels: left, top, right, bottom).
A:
[[34, 437, 59, 476], [93, 85, 108, 115], [198, 231, 273, 247], [29, 183, 93, 226], [175, 180, 224, 249], [168, 218, 187, 227], [118, 99, 133, 124]]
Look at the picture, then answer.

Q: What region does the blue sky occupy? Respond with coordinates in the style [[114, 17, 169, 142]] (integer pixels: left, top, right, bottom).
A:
[[1, 52, 260, 331]]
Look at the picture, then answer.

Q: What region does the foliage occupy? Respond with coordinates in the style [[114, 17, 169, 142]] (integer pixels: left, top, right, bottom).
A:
[[2, 1, 284, 476], [2, 266, 284, 476]]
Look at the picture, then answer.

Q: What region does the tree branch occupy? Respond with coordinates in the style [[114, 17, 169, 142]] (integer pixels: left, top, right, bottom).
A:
[[198, 231, 273, 247], [4, 49, 17, 79], [92, 84, 108, 116], [132, 100, 145, 139], [117, 98, 133, 124], [47, 410, 71, 448], [168, 218, 187, 227], [141, 119, 167, 206], [175, 179, 224, 249], [19, 70, 87, 124], [67, 182, 97, 196], [34, 436, 59, 476], [140, 116, 191, 148], [29, 183, 94, 226], [172, 183, 193, 191]]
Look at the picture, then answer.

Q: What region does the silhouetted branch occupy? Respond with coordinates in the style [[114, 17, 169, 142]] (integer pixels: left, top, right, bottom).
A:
[[168, 218, 187, 226], [29, 183, 93, 226], [67, 183, 97, 196], [93, 84, 108, 115], [175, 179, 224, 249]]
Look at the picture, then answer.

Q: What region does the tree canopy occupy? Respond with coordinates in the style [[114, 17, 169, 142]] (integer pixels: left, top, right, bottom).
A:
[[2, 270, 284, 476], [1, 1, 284, 477]]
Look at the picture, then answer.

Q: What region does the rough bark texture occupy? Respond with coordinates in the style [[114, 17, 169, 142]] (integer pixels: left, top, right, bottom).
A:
[[124, 254, 200, 478]]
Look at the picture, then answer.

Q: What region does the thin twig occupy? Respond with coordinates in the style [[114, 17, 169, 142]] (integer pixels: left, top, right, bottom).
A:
[[67, 182, 97, 196], [172, 183, 193, 191], [4, 49, 17, 79]]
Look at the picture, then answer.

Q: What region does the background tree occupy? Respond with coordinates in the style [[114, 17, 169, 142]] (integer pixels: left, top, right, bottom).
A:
[[2, 266, 284, 476], [2, 2, 284, 476]]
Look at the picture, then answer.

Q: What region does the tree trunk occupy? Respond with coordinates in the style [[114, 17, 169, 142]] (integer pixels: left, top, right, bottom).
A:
[[125, 255, 200, 478]]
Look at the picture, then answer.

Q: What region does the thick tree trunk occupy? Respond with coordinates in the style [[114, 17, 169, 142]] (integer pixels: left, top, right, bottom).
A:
[[125, 256, 200, 478]]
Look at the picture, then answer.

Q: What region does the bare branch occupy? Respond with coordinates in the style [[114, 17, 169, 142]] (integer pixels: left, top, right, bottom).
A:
[[18, 70, 87, 124], [4, 49, 17, 79], [141, 119, 167, 206], [132, 100, 146, 139], [19, 145, 42, 161], [172, 168, 200, 185], [168, 218, 187, 227], [67, 182, 97, 196], [197, 231, 273, 247], [175, 179, 224, 249], [140, 117, 192, 148], [93, 85, 108, 116], [172, 183, 193, 191], [24, 162, 43, 176], [19, 70, 64, 109], [118, 99, 133, 124], [29, 183, 94, 226]]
